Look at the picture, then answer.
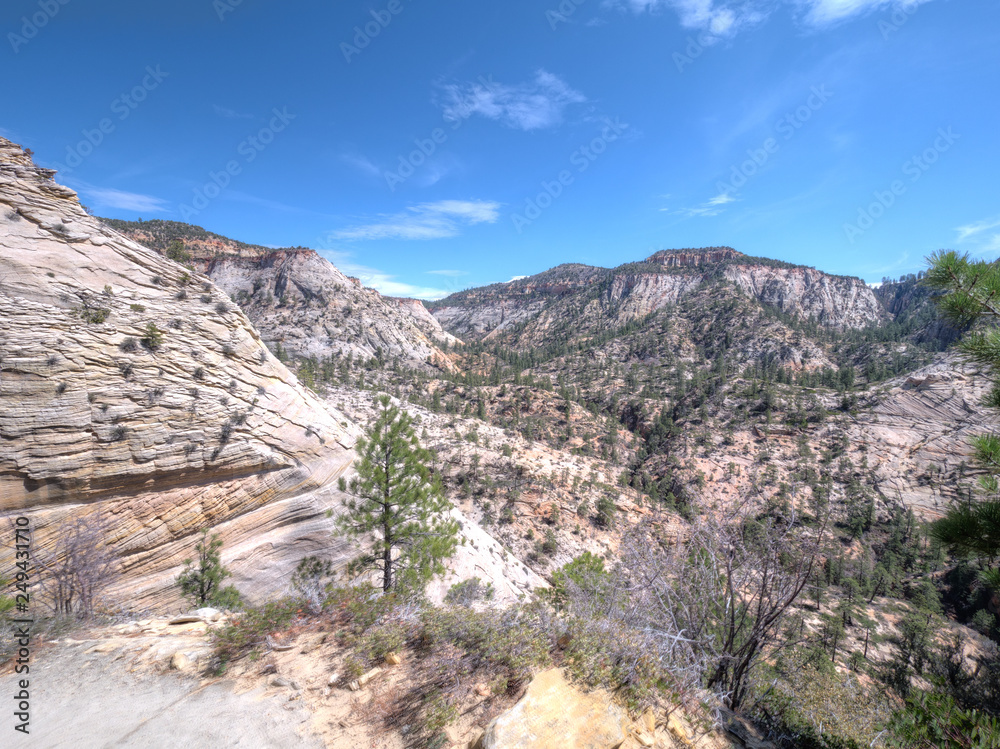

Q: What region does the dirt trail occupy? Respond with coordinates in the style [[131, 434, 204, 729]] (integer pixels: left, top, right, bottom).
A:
[[2, 641, 324, 748]]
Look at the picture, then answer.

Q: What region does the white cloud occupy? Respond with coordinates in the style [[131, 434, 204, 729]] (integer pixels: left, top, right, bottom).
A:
[[82, 186, 169, 214], [956, 216, 1000, 243], [665, 191, 736, 217], [213, 104, 254, 120], [606, 0, 933, 35], [508, 275, 529, 282], [606, 0, 767, 38], [340, 152, 381, 178], [707, 192, 736, 206], [438, 71, 586, 131], [796, 0, 930, 27], [329, 200, 501, 241], [955, 216, 1000, 260], [319, 250, 451, 300]]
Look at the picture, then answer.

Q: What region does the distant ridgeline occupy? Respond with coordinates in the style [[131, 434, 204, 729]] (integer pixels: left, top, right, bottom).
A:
[[430, 247, 870, 310]]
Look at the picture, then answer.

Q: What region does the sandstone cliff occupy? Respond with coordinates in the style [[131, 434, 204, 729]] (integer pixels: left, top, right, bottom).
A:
[[105, 219, 458, 372], [0, 137, 363, 609], [430, 248, 887, 345]]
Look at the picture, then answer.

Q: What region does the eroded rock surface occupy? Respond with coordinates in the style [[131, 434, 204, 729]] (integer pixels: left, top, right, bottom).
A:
[[0, 137, 361, 608], [106, 218, 458, 371], [474, 668, 626, 749]]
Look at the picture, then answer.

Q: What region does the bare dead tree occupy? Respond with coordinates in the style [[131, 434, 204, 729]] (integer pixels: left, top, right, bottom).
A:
[[620, 503, 824, 711], [35, 512, 119, 619]]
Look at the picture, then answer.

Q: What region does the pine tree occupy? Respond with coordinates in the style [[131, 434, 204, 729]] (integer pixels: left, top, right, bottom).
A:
[[924, 251, 1000, 591], [338, 395, 459, 592], [177, 529, 240, 607]]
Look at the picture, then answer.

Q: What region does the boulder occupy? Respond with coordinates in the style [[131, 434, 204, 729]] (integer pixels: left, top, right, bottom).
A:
[[194, 607, 222, 622], [473, 669, 626, 749], [169, 614, 203, 625], [170, 652, 192, 671]]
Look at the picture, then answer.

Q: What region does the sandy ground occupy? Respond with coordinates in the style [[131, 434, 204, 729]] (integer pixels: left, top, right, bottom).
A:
[[0, 641, 324, 749]]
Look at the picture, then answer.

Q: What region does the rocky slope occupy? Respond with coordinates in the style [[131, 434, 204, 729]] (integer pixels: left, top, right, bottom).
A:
[[104, 218, 458, 372], [0, 137, 365, 609], [430, 248, 888, 343]]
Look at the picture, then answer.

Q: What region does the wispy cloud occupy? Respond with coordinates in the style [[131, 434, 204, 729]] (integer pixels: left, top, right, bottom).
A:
[[605, 0, 933, 36], [438, 71, 586, 131], [956, 216, 1000, 243], [213, 104, 255, 120], [81, 186, 170, 213], [330, 200, 501, 241], [796, 0, 932, 27], [427, 269, 469, 277], [319, 250, 452, 300], [340, 152, 382, 178], [955, 215, 1000, 259], [665, 191, 736, 217], [605, 0, 768, 38]]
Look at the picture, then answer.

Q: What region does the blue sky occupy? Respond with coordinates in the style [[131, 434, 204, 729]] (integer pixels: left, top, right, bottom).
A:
[[3, 0, 997, 299]]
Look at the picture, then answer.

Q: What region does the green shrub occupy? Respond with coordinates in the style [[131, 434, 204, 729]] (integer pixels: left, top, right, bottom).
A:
[[213, 598, 302, 665], [595, 496, 616, 528], [541, 529, 558, 555], [546, 552, 608, 611], [140, 323, 163, 351], [166, 240, 191, 264], [445, 577, 495, 606], [79, 306, 110, 324], [887, 692, 1000, 748], [353, 618, 411, 664], [423, 690, 458, 746], [419, 603, 550, 683]]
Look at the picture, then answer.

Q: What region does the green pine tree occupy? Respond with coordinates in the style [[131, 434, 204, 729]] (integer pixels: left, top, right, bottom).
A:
[[176, 529, 240, 608], [925, 251, 1000, 592], [338, 395, 459, 592]]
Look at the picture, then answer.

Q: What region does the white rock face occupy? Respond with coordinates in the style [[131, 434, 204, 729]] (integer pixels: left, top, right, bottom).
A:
[[0, 137, 362, 609], [200, 250, 458, 370], [431, 249, 887, 341], [425, 508, 548, 606], [109, 220, 461, 372], [849, 354, 993, 518]]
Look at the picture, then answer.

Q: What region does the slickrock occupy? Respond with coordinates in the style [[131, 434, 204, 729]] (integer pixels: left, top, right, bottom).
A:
[[848, 354, 992, 518], [0, 137, 361, 609]]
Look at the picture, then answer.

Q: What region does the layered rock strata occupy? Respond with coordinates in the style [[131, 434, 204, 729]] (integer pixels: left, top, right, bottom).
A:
[[0, 137, 360, 609]]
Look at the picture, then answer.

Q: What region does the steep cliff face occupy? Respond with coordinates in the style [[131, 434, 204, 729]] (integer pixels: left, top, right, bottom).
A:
[[874, 274, 960, 350], [0, 138, 361, 609], [720, 264, 886, 329], [647, 246, 742, 268], [431, 248, 887, 346], [106, 219, 458, 372]]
